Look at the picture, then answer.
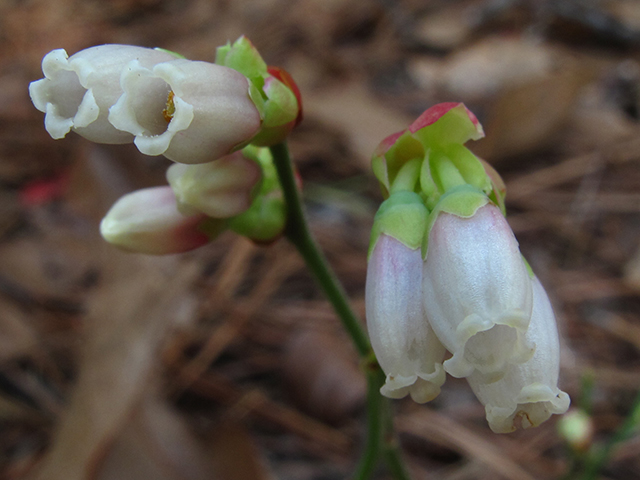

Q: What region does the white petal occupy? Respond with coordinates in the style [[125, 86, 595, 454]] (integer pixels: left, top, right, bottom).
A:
[[166, 150, 262, 218], [110, 59, 261, 164], [367, 234, 446, 403], [100, 186, 210, 255], [422, 203, 534, 379], [29, 45, 176, 143], [467, 277, 571, 433]]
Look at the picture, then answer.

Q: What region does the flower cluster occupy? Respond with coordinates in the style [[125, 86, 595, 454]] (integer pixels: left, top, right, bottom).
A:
[[366, 103, 570, 433], [29, 38, 301, 253], [99, 145, 287, 254]]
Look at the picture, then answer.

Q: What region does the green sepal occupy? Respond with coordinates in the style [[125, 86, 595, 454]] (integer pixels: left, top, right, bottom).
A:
[[216, 37, 299, 147], [248, 79, 298, 146], [430, 152, 466, 194], [228, 145, 287, 242], [154, 48, 186, 59], [422, 185, 490, 260], [372, 131, 424, 198], [443, 144, 492, 194], [412, 105, 483, 148], [480, 159, 507, 216], [420, 149, 438, 208], [368, 191, 428, 260], [522, 256, 535, 279], [229, 194, 286, 242], [261, 80, 297, 128], [247, 83, 267, 121], [389, 157, 421, 194], [215, 36, 268, 82]]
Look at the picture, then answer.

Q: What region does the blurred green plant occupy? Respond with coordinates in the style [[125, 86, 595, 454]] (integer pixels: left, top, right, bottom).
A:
[[559, 373, 640, 480]]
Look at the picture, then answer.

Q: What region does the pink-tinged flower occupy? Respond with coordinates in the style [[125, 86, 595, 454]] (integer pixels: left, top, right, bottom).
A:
[[422, 200, 534, 381], [166, 150, 262, 218], [467, 276, 570, 433], [366, 234, 446, 403], [100, 186, 220, 255], [108, 59, 262, 164], [29, 45, 177, 143]]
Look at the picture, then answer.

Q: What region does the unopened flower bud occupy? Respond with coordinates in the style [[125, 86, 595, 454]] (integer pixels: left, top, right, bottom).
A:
[[422, 188, 534, 380], [108, 59, 262, 164], [557, 409, 593, 451], [100, 186, 223, 254], [371, 103, 488, 208], [166, 150, 262, 218], [228, 146, 287, 242], [215, 37, 301, 146], [29, 45, 177, 143], [467, 276, 571, 433]]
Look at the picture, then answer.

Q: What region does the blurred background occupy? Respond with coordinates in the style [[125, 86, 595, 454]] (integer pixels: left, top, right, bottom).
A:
[[2, 0, 640, 478]]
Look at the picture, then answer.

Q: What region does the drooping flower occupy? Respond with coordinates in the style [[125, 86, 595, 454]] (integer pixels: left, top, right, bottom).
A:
[[367, 234, 446, 403], [108, 59, 262, 164], [30, 39, 303, 166], [29, 45, 177, 143], [100, 186, 223, 255], [466, 276, 571, 433], [421, 189, 534, 381], [366, 102, 570, 432], [366, 192, 446, 403]]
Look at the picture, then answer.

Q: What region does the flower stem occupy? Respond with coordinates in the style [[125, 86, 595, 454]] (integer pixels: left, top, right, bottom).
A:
[[352, 367, 384, 480], [269, 142, 370, 357], [381, 395, 413, 480], [269, 142, 412, 480]]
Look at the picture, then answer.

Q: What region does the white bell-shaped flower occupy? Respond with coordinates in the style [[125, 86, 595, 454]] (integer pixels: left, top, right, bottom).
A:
[[366, 234, 446, 403], [422, 202, 534, 380], [108, 59, 261, 164], [166, 150, 262, 218], [29, 45, 176, 143], [467, 276, 570, 433], [100, 186, 218, 255]]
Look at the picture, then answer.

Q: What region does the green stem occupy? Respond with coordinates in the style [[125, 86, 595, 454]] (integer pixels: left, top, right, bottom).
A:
[[352, 367, 384, 480], [381, 392, 412, 480], [269, 142, 370, 357], [269, 142, 413, 480]]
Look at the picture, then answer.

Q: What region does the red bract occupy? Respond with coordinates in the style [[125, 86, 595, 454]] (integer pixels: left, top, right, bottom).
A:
[[267, 66, 304, 127]]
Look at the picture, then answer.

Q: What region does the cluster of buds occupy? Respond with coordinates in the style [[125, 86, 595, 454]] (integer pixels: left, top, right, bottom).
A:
[[29, 38, 301, 253], [366, 103, 570, 433], [99, 145, 288, 254]]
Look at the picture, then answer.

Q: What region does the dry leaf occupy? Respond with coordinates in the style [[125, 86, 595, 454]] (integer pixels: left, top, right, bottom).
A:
[[208, 421, 274, 480], [27, 252, 198, 480], [98, 397, 217, 480]]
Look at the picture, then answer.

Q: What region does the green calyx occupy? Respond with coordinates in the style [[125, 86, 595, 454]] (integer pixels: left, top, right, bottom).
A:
[[421, 184, 490, 259], [522, 255, 535, 279], [368, 191, 428, 260], [228, 145, 287, 242], [154, 48, 186, 59], [372, 106, 496, 211], [216, 37, 299, 144], [215, 36, 268, 82]]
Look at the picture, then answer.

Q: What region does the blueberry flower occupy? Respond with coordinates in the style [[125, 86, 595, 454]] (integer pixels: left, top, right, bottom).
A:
[[29, 45, 177, 143]]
